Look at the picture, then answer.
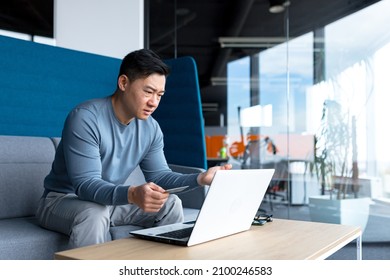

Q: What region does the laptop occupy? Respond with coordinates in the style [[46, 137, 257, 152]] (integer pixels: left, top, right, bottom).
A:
[[130, 168, 275, 246]]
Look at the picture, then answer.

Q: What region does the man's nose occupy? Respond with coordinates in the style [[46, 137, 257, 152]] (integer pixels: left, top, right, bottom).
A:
[[148, 94, 159, 106]]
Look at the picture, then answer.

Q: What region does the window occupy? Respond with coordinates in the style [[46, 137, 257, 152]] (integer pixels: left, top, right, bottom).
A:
[[226, 0, 390, 246]]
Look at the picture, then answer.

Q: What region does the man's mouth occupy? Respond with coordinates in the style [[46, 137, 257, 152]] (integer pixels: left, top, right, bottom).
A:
[[144, 109, 154, 115]]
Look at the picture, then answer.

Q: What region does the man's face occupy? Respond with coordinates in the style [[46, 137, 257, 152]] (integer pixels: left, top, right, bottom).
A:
[[118, 73, 166, 122]]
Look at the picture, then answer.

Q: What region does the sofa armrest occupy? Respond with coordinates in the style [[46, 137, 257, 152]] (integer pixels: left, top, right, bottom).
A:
[[169, 164, 207, 210], [168, 164, 205, 175]]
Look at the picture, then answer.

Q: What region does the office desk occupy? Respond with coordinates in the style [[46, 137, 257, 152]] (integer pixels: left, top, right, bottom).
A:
[[55, 219, 362, 260]]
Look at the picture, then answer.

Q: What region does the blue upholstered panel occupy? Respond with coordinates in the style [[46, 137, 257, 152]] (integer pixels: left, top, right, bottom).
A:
[[153, 57, 207, 169], [0, 35, 119, 137], [0, 36, 206, 168]]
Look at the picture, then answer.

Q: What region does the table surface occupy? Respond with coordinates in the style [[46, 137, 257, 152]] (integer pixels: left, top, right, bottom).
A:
[[55, 219, 361, 260]]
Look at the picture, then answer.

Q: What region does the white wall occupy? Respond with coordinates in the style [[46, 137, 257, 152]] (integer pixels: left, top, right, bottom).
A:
[[54, 0, 144, 59]]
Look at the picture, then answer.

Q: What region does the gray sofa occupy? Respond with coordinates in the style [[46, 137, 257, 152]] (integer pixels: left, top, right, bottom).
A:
[[0, 135, 205, 260]]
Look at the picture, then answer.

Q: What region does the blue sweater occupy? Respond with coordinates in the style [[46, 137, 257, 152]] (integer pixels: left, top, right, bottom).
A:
[[44, 96, 198, 205]]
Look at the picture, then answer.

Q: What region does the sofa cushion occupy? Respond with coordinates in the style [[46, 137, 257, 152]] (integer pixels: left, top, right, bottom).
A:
[[0, 136, 55, 219], [0, 217, 69, 260]]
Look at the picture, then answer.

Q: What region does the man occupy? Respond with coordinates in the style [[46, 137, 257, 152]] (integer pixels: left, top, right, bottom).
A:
[[36, 49, 231, 248]]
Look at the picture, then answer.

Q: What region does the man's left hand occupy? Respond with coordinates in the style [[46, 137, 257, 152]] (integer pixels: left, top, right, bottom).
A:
[[196, 163, 232, 186]]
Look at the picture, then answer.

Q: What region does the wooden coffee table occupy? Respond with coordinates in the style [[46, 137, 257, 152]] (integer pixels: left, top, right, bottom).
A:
[[55, 219, 361, 260]]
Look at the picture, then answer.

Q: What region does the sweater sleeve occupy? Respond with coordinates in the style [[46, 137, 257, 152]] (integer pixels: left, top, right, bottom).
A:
[[62, 108, 129, 205], [139, 124, 200, 189]]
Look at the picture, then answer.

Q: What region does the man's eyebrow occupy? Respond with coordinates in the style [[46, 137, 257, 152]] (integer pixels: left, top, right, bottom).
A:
[[145, 85, 165, 93]]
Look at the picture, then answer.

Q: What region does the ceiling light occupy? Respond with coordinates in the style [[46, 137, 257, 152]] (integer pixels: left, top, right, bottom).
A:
[[218, 37, 288, 48], [269, 0, 290, 13]]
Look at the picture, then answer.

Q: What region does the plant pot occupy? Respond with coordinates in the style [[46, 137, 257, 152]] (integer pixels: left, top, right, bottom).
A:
[[308, 195, 372, 232]]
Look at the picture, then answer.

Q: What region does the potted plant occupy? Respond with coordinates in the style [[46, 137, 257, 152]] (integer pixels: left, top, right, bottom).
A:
[[308, 100, 371, 231]]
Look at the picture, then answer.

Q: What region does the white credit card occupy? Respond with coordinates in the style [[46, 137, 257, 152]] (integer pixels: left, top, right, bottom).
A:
[[165, 186, 190, 194]]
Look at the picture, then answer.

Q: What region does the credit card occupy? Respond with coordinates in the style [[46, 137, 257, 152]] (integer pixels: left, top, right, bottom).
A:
[[165, 186, 190, 194]]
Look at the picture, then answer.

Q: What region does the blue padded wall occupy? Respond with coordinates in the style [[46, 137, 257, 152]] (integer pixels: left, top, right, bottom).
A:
[[0, 36, 206, 169], [0, 35, 120, 137], [153, 57, 207, 169]]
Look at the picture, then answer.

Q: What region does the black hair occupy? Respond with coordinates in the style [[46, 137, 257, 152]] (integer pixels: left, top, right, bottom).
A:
[[118, 49, 170, 82]]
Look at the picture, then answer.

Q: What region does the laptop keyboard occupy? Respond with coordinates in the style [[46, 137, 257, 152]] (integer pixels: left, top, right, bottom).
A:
[[157, 227, 193, 239]]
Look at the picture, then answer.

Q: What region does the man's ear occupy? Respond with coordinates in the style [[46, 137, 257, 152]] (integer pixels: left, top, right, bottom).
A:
[[118, 75, 127, 91]]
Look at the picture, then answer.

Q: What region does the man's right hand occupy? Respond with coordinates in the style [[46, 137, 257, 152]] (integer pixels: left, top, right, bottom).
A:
[[127, 182, 169, 212]]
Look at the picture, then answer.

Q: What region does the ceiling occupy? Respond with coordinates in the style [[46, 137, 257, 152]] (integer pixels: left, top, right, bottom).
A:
[[0, 0, 53, 37], [148, 0, 380, 86], [0, 0, 381, 124]]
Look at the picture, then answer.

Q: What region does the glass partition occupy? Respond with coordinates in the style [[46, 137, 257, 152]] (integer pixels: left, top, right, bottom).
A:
[[225, 0, 390, 245]]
